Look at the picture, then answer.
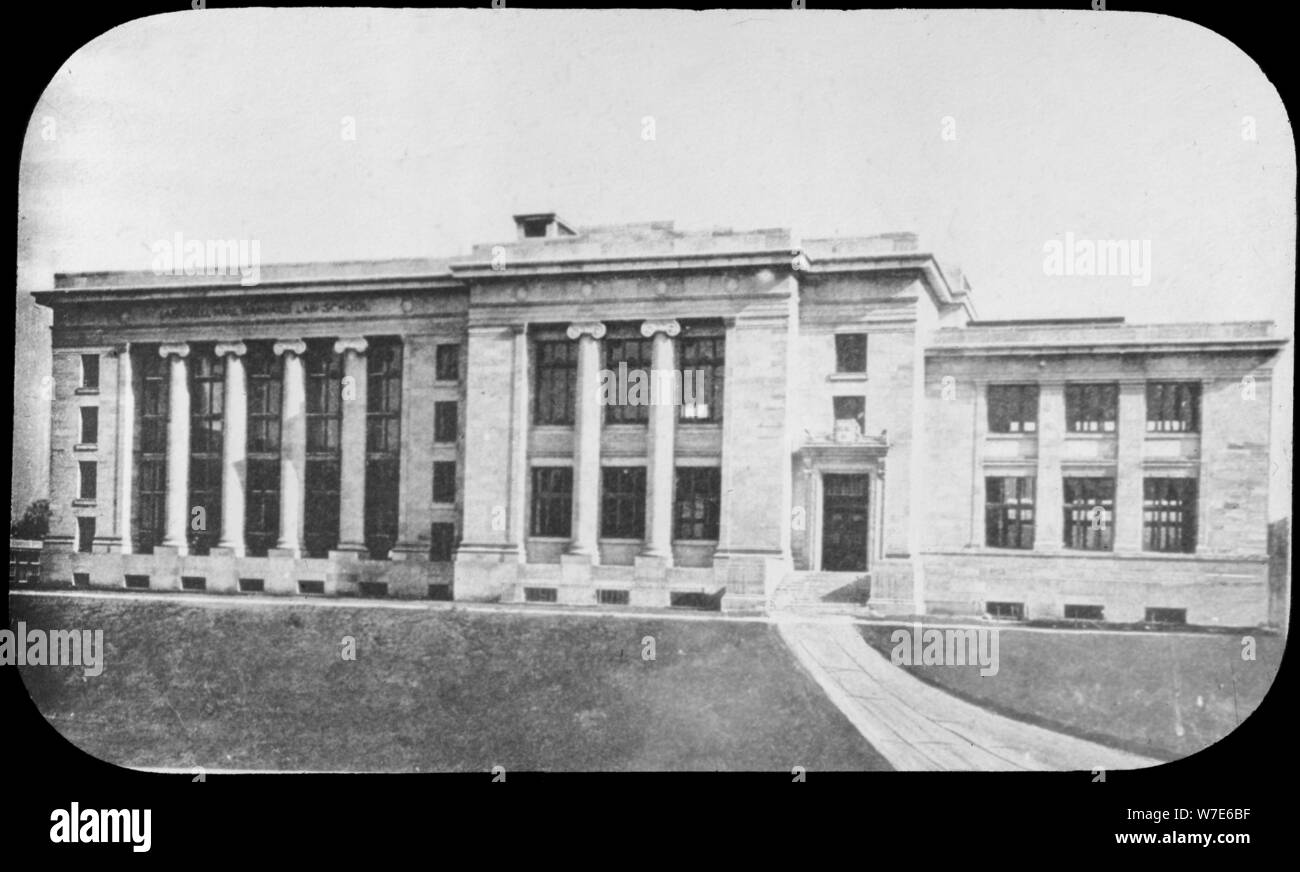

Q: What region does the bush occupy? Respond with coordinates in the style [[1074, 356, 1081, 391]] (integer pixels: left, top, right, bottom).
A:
[[10, 499, 52, 540]]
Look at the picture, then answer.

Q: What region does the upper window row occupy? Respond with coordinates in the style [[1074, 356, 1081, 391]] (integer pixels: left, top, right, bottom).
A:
[[987, 382, 1202, 434]]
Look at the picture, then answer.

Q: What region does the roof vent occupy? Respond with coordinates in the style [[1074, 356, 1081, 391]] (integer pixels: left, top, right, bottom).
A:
[[513, 212, 577, 240]]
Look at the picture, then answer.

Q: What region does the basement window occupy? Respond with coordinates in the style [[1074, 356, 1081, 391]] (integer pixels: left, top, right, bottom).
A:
[[597, 589, 630, 606], [298, 580, 325, 595], [670, 592, 720, 611], [1144, 607, 1186, 626], [358, 581, 388, 598], [1064, 604, 1104, 621], [181, 576, 206, 592], [124, 574, 150, 590], [73, 572, 90, 587], [986, 601, 1025, 620], [427, 583, 453, 601], [524, 587, 557, 603], [238, 578, 265, 593]]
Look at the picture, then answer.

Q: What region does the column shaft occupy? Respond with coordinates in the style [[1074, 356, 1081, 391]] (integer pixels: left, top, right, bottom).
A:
[[1036, 382, 1065, 550], [336, 338, 369, 553], [217, 342, 247, 554], [641, 321, 679, 562], [568, 323, 604, 559], [161, 345, 191, 553], [116, 344, 135, 553], [276, 341, 307, 555], [1114, 381, 1146, 551]]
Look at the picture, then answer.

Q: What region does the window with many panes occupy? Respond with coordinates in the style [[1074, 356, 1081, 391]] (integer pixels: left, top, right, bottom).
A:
[[365, 338, 402, 559], [988, 384, 1039, 433], [135, 346, 168, 553], [679, 323, 724, 423], [1144, 478, 1197, 553], [188, 346, 225, 555], [674, 467, 721, 540], [303, 340, 342, 557], [530, 467, 573, 537], [985, 476, 1035, 549], [434, 401, 458, 443], [1065, 383, 1118, 433], [1063, 477, 1114, 551], [1146, 382, 1200, 433], [835, 334, 867, 373], [604, 324, 652, 425], [80, 406, 99, 444], [600, 466, 646, 538], [533, 336, 578, 426], [435, 343, 460, 381], [244, 343, 282, 556]]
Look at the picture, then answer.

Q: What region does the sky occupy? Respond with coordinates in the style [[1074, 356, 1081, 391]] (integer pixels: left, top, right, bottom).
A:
[[13, 8, 1295, 512]]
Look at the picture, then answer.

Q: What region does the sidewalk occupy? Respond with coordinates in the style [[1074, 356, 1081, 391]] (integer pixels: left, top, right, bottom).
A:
[[776, 615, 1163, 772]]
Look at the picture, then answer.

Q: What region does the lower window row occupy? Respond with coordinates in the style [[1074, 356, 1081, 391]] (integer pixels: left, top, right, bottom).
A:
[[530, 466, 721, 541]]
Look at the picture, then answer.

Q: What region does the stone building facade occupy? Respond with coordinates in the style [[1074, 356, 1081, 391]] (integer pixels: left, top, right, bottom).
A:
[[32, 214, 1287, 625]]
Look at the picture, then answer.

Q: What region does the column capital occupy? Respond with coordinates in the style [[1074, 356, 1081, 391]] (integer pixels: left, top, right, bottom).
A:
[[566, 321, 606, 340], [214, 340, 248, 358], [158, 342, 190, 359], [274, 339, 308, 357], [334, 336, 369, 355], [640, 319, 681, 339]]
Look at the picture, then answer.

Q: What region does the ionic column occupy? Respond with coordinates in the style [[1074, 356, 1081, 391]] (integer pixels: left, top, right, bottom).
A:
[[566, 321, 605, 560], [116, 343, 135, 554], [335, 337, 369, 553], [640, 319, 680, 563], [274, 340, 307, 556], [215, 341, 248, 555], [160, 343, 191, 553]]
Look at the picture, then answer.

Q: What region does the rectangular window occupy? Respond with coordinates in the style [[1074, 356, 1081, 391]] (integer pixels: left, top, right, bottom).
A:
[[1065, 383, 1118, 433], [835, 333, 867, 373], [80, 406, 99, 444], [432, 461, 457, 504], [604, 325, 652, 425], [79, 461, 97, 500], [429, 522, 457, 562], [1064, 604, 1104, 621], [985, 476, 1035, 549], [1145, 607, 1186, 625], [1146, 382, 1200, 433], [674, 466, 721, 541], [81, 354, 99, 390], [365, 338, 402, 559], [1143, 478, 1198, 553], [988, 384, 1039, 433], [77, 517, 95, 554], [435, 344, 460, 381], [533, 337, 577, 426], [188, 347, 225, 555], [1063, 477, 1115, 551], [135, 346, 168, 554], [679, 324, 724, 423], [833, 396, 866, 435], [303, 340, 343, 557], [600, 466, 646, 539], [530, 467, 572, 537], [244, 343, 282, 556], [434, 401, 458, 444], [986, 601, 1025, 620]]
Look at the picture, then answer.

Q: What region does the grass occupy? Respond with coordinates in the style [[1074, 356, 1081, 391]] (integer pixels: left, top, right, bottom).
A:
[[13, 593, 889, 772], [858, 621, 1284, 761]]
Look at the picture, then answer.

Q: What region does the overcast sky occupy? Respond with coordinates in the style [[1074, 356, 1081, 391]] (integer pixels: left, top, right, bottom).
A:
[[13, 8, 1295, 510]]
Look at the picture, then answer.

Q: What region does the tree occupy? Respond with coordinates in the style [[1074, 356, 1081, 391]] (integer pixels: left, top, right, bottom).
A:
[[10, 499, 52, 540]]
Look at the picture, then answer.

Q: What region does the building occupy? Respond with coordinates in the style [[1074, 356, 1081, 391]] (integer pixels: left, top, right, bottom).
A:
[[31, 213, 1288, 624]]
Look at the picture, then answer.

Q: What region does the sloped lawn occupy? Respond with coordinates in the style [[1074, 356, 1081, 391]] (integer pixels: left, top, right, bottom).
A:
[[14, 594, 888, 772]]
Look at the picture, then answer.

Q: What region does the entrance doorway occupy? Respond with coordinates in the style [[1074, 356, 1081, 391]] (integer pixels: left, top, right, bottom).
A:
[[821, 473, 870, 571]]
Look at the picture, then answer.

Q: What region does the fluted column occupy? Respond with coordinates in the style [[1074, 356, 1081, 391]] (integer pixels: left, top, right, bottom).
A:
[[274, 340, 307, 556], [566, 321, 605, 560], [116, 343, 135, 554], [215, 341, 248, 555], [640, 319, 680, 563], [160, 343, 191, 553], [335, 337, 369, 553]]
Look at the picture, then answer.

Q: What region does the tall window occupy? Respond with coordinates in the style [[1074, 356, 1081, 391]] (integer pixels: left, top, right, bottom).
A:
[[604, 324, 652, 425], [77, 517, 95, 554], [1063, 477, 1115, 551], [365, 338, 402, 559], [80, 406, 99, 444], [1065, 383, 1118, 433], [435, 344, 460, 381], [1144, 478, 1197, 553], [429, 522, 457, 562], [78, 461, 97, 500], [1147, 382, 1200, 433], [135, 346, 168, 553], [533, 336, 577, 426], [600, 466, 646, 538], [188, 346, 225, 555], [244, 343, 282, 556], [80, 354, 99, 390], [434, 401, 458, 444], [988, 384, 1039, 433], [674, 466, 721, 540], [679, 324, 724, 423], [985, 476, 1035, 549], [530, 467, 573, 537], [303, 340, 342, 557], [835, 333, 867, 373], [432, 461, 456, 504]]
